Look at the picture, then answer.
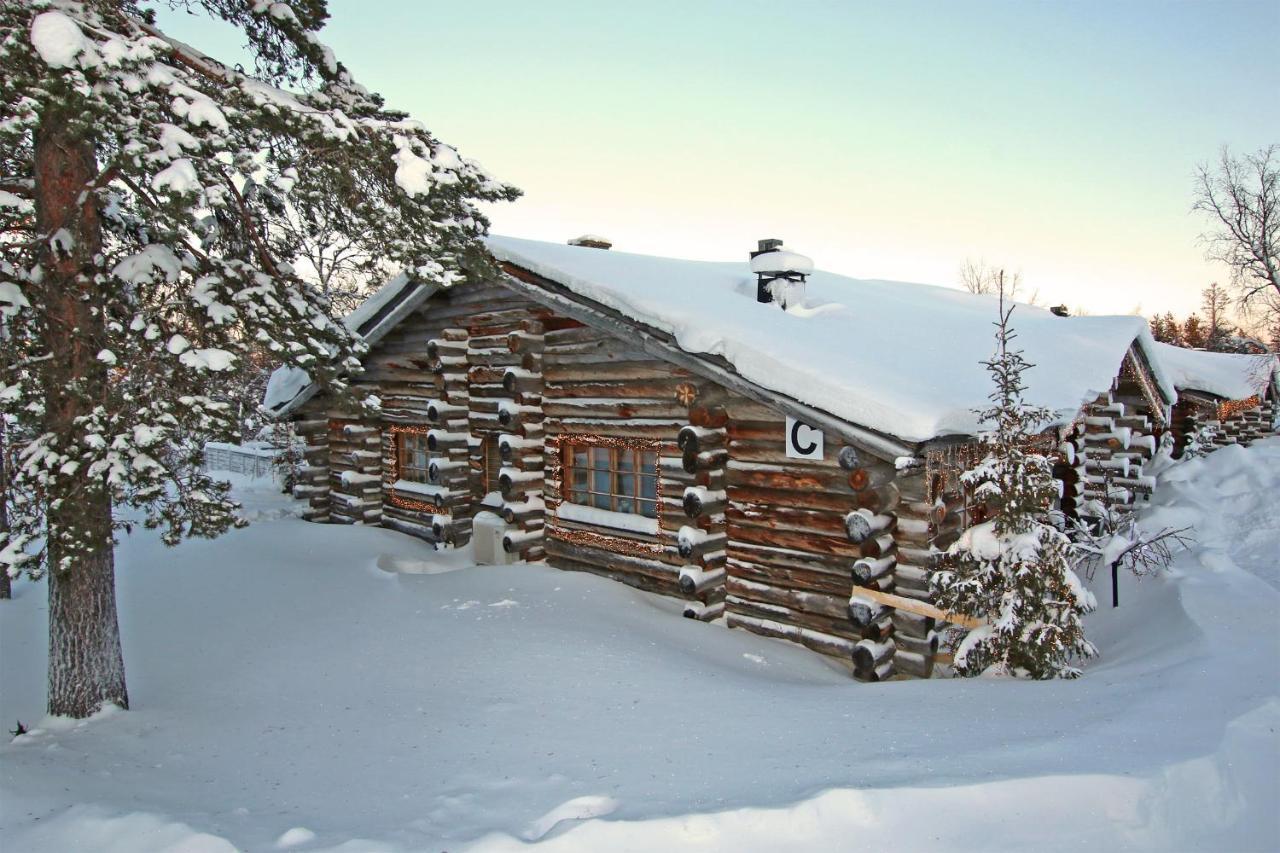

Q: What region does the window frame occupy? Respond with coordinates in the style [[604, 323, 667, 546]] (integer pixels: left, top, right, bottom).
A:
[[560, 441, 659, 520], [396, 431, 435, 484]]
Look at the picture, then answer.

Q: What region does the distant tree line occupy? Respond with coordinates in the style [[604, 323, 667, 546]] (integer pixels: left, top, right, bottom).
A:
[[1148, 283, 1277, 354]]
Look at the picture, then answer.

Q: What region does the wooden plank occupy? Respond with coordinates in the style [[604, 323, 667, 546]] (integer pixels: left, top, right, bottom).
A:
[[849, 586, 983, 629]]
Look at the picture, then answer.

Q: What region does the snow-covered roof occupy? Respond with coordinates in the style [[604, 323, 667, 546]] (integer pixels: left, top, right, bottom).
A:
[[1153, 342, 1280, 401], [487, 236, 1175, 444], [262, 273, 437, 418]]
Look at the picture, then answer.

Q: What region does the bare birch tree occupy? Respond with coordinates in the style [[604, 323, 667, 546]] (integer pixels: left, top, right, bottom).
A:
[[1194, 145, 1279, 316]]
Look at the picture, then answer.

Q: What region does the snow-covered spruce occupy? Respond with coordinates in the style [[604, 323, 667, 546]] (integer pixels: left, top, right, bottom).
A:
[[932, 286, 1096, 679], [0, 1, 517, 717]]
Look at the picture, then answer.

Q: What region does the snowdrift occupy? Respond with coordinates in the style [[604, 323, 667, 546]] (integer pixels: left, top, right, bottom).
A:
[[1, 445, 1277, 851]]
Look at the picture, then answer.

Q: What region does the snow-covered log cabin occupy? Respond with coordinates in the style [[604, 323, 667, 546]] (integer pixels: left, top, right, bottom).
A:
[[1153, 342, 1279, 457], [264, 235, 1252, 680]]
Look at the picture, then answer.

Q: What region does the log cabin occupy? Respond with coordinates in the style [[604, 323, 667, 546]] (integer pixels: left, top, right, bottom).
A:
[[1153, 342, 1279, 457], [264, 235, 1227, 681]]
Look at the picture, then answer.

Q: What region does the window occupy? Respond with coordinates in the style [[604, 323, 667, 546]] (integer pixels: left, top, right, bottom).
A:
[[397, 433, 434, 483], [563, 443, 659, 518]]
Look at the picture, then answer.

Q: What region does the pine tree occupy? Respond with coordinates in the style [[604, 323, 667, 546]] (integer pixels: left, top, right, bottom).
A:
[[1181, 314, 1208, 349], [1148, 312, 1181, 344], [1160, 312, 1183, 346], [0, 1, 518, 717], [932, 279, 1097, 679], [1148, 315, 1166, 342]]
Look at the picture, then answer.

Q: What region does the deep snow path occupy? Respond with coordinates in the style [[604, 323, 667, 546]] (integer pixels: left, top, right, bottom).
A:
[[1, 443, 1277, 851]]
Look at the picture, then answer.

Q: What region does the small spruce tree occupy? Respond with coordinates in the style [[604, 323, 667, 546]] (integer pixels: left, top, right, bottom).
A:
[[932, 279, 1097, 679]]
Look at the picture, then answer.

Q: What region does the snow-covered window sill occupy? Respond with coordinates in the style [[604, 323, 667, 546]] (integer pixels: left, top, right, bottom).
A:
[[391, 479, 447, 498], [556, 502, 660, 535]]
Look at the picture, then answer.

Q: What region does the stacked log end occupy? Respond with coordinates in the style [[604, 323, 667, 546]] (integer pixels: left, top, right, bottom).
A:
[[291, 411, 331, 522], [327, 419, 382, 525], [672, 419, 728, 614], [883, 466, 935, 680], [469, 307, 549, 562]]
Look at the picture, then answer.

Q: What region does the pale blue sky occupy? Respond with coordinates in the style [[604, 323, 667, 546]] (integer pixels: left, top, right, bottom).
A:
[[157, 0, 1280, 318]]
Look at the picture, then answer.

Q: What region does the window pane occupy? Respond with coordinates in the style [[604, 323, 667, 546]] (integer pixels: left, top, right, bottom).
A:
[[570, 489, 586, 504], [617, 473, 635, 497], [638, 500, 658, 519], [617, 451, 635, 472], [616, 495, 635, 514], [572, 468, 588, 490], [593, 468, 611, 494], [591, 491, 611, 510], [592, 447, 610, 469], [641, 451, 657, 472], [640, 474, 657, 500], [573, 448, 588, 467]]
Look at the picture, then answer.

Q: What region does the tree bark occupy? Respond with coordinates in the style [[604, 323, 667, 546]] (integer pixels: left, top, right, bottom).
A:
[[35, 107, 128, 716]]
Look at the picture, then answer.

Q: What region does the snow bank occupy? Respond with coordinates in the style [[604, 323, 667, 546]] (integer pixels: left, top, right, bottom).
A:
[[2, 447, 1277, 851], [1, 802, 237, 853], [488, 236, 1173, 442]]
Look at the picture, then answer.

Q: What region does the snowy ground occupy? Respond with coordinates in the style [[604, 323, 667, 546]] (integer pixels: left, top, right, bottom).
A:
[[1, 442, 1278, 852]]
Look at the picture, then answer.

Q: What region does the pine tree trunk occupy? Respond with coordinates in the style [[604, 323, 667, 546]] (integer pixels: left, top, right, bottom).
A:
[[34, 107, 128, 716], [47, 521, 127, 716]]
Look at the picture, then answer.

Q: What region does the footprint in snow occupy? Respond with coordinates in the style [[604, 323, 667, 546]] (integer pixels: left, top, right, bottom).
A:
[[375, 554, 467, 575], [522, 795, 619, 841]]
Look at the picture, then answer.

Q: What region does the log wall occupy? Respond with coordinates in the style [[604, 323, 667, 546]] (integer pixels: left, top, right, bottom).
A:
[[1167, 391, 1274, 458], [1211, 394, 1275, 448], [540, 325, 721, 607], [719, 400, 909, 679], [1066, 348, 1166, 518]]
